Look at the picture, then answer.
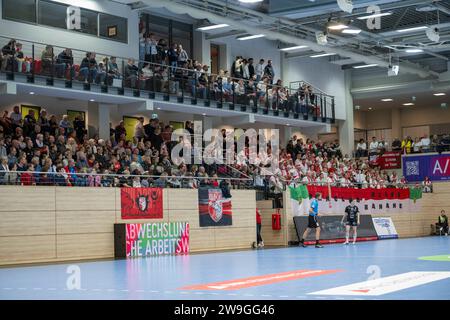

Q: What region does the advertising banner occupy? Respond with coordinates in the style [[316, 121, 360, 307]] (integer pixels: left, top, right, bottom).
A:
[[372, 217, 398, 239], [379, 152, 401, 169], [121, 188, 163, 219], [403, 153, 450, 182], [198, 187, 232, 227], [293, 215, 378, 243], [114, 222, 189, 258]]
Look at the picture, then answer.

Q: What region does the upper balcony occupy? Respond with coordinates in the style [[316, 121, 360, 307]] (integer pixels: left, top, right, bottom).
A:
[[0, 35, 335, 126]]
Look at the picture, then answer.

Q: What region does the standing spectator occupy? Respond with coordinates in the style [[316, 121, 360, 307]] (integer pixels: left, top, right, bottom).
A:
[[73, 116, 86, 143], [248, 58, 255, 80], [401, 136, 413, 154], [412, 137, 421, 153], [177, 44, 188, 67], [23, 109, 36, 137], [1, 39, 16, 71], [369, 137, 379, 158], [114, 120, 127, 142], [356, 139, 367, 158], [391, 138, 402, 152], [255, 208, 264, 248], [10, 106, 22, 131], [242, 59, 250, 79], [420, 134, 431, 153], [167, 43, 178, 72], [59, 115, 71, 136], [134, 117, 145, 141], [255, 59, 264, 82], [263, 59, 275, 84]]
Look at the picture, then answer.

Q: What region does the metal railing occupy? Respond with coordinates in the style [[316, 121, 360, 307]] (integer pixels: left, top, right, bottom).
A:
[[0, 170, 254, 189], [0, 35, 336, 123]]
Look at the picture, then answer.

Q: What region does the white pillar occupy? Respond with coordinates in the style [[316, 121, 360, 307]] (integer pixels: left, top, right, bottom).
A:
[[98, 104, 111, 141], [339, 70, 355, 157], [193, 31, 211, 68]]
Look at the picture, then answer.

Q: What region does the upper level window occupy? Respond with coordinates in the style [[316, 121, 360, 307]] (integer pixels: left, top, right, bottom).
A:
[[2, 0, 127, 43], [2, 0, 36, 23]]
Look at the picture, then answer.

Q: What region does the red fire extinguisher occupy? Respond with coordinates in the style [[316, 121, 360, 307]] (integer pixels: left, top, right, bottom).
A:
[[272, 209, 281, 230]]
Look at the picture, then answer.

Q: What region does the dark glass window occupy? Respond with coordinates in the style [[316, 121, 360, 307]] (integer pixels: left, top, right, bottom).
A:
[[2, 0, 36, 23], [99, 13, 127, 43], [38, 0, 66, 29]]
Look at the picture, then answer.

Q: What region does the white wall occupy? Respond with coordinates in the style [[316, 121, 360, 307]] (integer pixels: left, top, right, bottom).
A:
[[284, 56, 347, 120], [0, 0, 139, 60]]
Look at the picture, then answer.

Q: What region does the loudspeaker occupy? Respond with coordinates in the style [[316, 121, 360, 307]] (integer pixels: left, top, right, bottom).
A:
[[114, 224, 126, 259]]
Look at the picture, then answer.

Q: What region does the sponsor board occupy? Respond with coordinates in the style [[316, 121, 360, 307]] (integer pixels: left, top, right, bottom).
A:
[[309, 271, 450, 296], [180, 269, 342, 291], [372, 217, 398, 239], [403, 154, 450, 182], [293, 215, 378, 242]]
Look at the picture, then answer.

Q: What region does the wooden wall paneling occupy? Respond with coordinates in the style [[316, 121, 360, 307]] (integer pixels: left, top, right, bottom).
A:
[[0, 210, 55, 236], [56, 233, 114, 259], [55, 187, 115, 211], [0, 186, 56, 211], [0, 235, 56, 263], [189, 228, 216, 252], [57, 210, 116, 234], [166, 189, 198, 210], [214, 227, 255, 249]]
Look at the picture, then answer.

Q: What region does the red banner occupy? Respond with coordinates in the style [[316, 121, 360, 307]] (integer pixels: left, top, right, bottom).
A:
[[306, 186, 410, 200], [378, 152, 401, 169], [121, 188, 163, 219]]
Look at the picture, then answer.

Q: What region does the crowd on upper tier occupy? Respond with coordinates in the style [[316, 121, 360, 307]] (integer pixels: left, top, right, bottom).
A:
[[1, 37, 324, 116]]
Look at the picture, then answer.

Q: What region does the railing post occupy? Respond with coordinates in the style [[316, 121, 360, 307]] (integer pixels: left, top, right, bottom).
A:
[[27, 44, 35, 83], [322, 95, 328, 122], [331, 97, 335, 123], [230, 81, 235, 110], [118, 60, 125, 95]]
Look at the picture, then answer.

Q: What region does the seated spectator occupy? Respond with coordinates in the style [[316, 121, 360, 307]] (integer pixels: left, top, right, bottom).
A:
[[56, 48, 74, 79], [422, 176, 433, 193], [15, 43, 30, 73], [436, 210, 448, 236], [154, 172, 168, 188], [96, 58, 108, 85], [124, 58, 139, 88], [79, 52, 98, 83], [107, 56, 122, 80], [41, 45, 55, 75], [437, 134, 450, 153]]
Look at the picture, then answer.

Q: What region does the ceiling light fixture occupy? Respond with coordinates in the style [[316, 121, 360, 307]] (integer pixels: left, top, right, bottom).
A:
[[237, 34, 265, 40], [433, 93, 446, 96], [381, 99, 393, 102], [397, 26, 427, 33], [29, 92, 35, 95], [238, 0, 263, 3], [310, 52, 337, 58], [403, 103, 414, 106], [89, 99, 95, 102], [328, 23, 349, 30], [342, 28, 361, 34], [197, 24, 229, 31], [368, 107, 372, 110], [353, 64, 379, 69], [357, 12, 392, 20], [280, 45, 309, 51], [405, 48, 424, 53]]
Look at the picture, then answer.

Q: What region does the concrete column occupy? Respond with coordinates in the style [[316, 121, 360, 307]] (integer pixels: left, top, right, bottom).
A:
[[339, 70, 355, 157], [98, 104, 111, 141], [391, 108, 401, 140], [193, 31, 211, 68]]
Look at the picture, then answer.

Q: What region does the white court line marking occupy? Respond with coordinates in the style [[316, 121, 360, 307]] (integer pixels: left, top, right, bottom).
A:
[[244, 294, 255, 297], [261, 294, 272, 297], [135, 290, 145, 293], [121, 289, 129, 292], [179, 292, 189, 294], [106, 289, 116, 292], [279, 295, 289, 298], [2, 288, 12, 290], [33, 288, 42, 290], [227, 293, 238, 296], [296, 296, 306, 299], [18, 288, 27, 290], [150, 290, 159, 293], [164, 291, 173, 294], [47, 288, 57, 291], [92, 289, 102, 292]]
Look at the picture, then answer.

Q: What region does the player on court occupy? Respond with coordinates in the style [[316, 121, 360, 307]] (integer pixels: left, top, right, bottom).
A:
[[300, 192, 323, 248], [341, 198, 359, 245]]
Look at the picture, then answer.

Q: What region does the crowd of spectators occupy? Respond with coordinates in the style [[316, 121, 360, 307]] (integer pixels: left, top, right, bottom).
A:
[[355, 134, 450, 159], [1, 37, 325, 117]]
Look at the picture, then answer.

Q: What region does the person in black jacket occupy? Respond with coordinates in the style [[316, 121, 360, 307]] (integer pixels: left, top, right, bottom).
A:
[[124, 58, 138, 88], [73, 115, 86, 144], [248, 58, 255, 80], [220, 179, 232, 198], [1, 39, 16, 71], [56, 48, 74, 78], [79, 52, 98, 83]]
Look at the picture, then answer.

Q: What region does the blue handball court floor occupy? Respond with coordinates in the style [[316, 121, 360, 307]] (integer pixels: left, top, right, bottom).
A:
[[0, 237, 449, 300]]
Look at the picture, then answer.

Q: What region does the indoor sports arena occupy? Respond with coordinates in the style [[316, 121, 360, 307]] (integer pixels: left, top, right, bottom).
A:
[[0, 0, 449, 312]]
